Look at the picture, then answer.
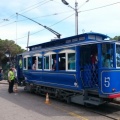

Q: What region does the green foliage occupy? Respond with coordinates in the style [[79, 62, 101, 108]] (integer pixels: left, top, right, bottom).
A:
[[111, 36, 120, 41], [0, 39, 25, 79], [2, 63, 9, 80], [0, 39, 25, 65]]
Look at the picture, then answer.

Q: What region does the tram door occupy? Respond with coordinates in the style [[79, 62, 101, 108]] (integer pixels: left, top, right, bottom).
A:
[[80, 44, 98, 88], [17, 55, 24, 85]]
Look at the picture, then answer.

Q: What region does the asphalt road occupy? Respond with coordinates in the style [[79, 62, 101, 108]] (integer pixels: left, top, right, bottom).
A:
[[0, 83, 119, 120]]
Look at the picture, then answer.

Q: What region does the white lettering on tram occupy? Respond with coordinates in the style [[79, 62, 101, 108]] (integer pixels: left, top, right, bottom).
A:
[[104, 77, 110, 87]]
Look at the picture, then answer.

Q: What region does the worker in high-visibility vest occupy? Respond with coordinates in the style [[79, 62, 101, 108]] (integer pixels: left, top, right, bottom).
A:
[[12, 66, 18, 93], [19, 57, 22, 68], [8, 67, 15, 93]]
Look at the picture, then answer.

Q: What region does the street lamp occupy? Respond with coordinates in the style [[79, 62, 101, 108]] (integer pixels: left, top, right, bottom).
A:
[[61, 0, 89, 35], [62, 0, 78, 35]]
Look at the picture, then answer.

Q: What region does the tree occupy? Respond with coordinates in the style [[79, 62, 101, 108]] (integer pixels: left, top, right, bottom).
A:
[[111, 36, 120, 41], [0, 39, 25, 66]]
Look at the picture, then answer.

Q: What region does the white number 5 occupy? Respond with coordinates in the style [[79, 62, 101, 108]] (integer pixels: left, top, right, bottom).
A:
[[104, 77, 110, 87]]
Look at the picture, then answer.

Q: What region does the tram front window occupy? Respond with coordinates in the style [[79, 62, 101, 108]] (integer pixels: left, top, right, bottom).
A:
[[68, 53, 75, 70], [116, 44, 120, 67], [28, 57, 32, 69], [59, 53, 66, 70], [44, 56, 49, 69], [23, 58, 26, 69], [38, 56, 42, 69], [102, 43, 113, 68]]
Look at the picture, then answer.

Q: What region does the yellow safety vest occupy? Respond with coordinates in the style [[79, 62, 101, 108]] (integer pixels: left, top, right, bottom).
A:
[[9, 71, 14, 80], [19, 59, 22, 68]]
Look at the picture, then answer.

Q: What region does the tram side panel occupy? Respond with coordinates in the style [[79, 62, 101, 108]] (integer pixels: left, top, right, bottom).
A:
[[24, 70, 82, 92], [99, 69, 120, 98]]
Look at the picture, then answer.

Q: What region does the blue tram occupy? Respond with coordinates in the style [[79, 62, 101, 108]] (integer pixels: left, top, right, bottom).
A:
[[17, 32, 120, 105]]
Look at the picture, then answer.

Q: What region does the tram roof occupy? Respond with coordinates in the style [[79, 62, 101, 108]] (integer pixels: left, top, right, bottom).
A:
[[28, 32, 110, 51], [79, 32, 109, 38]]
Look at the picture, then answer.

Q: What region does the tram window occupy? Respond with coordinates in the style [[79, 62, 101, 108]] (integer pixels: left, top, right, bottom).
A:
[[44, 56, 49, 69], [28, 57, 32, 69], [38, 56, 42, 69], [68, 53, 75, 70], [51, 54, 56, 70], [102, 44, 113, 68], [116, 45, 120, 67], [23, 58, 26, 69], [59, 53, 66, 70], [80, 45, 95, 67]]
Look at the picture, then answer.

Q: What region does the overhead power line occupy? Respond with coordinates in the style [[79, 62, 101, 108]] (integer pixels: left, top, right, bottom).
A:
[[1, 1, 119, 28], [15, 1, 120, 41], [0, 10, 73, 28], [2, 1, 120, 41], [29, 13, 74, 36], [1, 1, 120, 28], [0, 21, 16, 27], [78, 0, 89, 9], [16, 10, 73, 22], [78, 1, 120, 13], [0, 0, 52, 25], [21, 0, 53, 14], [19, 0, 48, 14]]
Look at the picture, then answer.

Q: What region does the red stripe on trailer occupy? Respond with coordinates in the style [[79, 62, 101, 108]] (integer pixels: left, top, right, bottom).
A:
[[108, 93, 120, 98]]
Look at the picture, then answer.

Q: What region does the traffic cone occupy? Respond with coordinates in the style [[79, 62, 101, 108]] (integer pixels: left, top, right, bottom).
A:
[[45, 93, 50, 104]]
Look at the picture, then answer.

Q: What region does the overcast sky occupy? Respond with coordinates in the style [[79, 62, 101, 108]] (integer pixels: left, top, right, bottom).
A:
[[0, 0, 120, 49]]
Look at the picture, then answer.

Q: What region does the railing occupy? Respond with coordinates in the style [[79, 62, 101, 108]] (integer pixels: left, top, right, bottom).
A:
[[80, 64, 98, 89]]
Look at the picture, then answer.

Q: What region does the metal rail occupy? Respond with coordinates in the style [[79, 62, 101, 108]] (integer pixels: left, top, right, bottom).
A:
[[84, 102, 120, 120]]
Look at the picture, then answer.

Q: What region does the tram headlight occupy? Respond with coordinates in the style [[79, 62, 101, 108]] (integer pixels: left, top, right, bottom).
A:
[[112, 88, 116, 92], [74, 82, 78, 87]]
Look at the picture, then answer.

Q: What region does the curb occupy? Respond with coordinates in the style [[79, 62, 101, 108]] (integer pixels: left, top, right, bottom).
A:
[[0, 80, 8, 84]]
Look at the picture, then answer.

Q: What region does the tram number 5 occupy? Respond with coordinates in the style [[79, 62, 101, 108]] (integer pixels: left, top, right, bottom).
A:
[[104, 77, 110, 87]]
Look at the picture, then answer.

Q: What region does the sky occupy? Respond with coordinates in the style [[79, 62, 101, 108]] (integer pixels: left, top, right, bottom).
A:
[[0, 0, 120, 49]]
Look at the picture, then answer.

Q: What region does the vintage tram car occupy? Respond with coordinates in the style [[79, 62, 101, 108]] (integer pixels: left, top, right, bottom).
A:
[[17, 32, 120, 105]]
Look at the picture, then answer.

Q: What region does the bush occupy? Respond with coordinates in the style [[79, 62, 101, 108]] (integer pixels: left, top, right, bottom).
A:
[[2, 64, 9, 80]]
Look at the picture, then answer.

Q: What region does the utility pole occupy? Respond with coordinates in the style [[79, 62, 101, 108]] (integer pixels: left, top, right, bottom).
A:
[[62, 0, 78, 35], [75, 0, 78, 35], [62, 0, 89, 35], [27, 31, 30, 51]]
